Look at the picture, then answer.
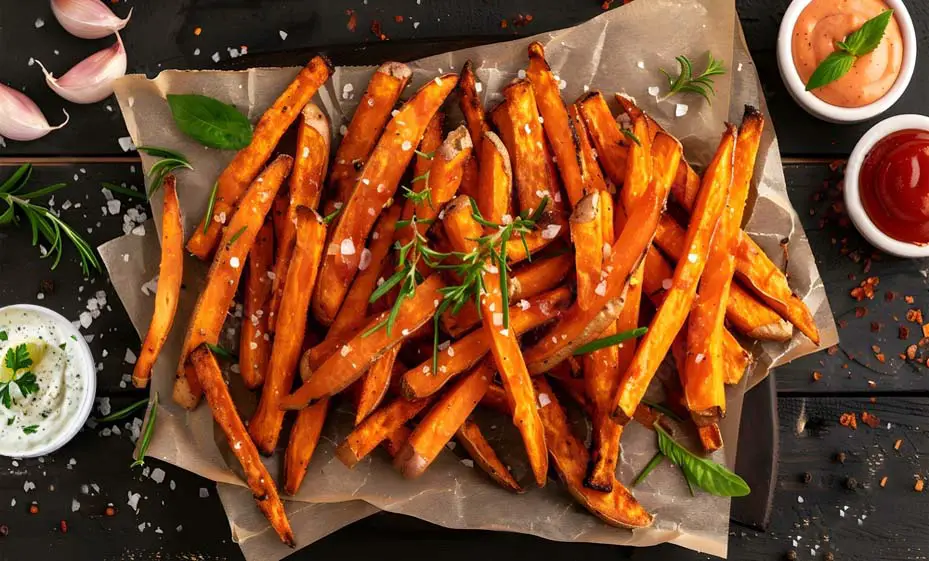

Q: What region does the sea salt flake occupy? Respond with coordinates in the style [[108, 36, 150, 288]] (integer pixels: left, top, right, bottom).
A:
[[35, 18, 44, 28], [72, 499, 81, 512], [401, 140, 413, 151], [125, 349, 137, 364], [358, 248, 373, 271], [340, 238, 356, 255], [538, 393, 552, 408], [687, 253, 698, 263], [541, 224, 561, 240], [648, 86, 660, 97], [279, 30, 288, 40], [675, 103, 689, 117], [199, 487, 210, 498], [118, 137, 136, 152]]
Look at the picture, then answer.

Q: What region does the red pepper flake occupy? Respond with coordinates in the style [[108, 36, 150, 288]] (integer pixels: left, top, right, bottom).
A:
[[346, 9, 357, 32], [829, 160, 844, 172], [512, 14, 534, 27], [894, 439, 903, 450], [500, 19, 509, 29], [907, 345, 918, 360], [907, 309, 924, 324], [394, 15, 404, 23], [59, 520, 68, 534], [880, 476, 888, 488], [855, 307, 867, 318], [839, 412, 858, 430], [885, 291, 896, 302], [916, 479, 924, 493], [850, 277, 879, 301], [370, 20, 388, 40], [871, 321, 882, 332], [837, 319, 848, 329], [876, 353, 886, 363], [193, 27, 202, 36], [105, 505, 116, 517], [601, 0, 612, 9], [812, 371, 823, 382], [827, 345, 839, 356], [923, 323, 929, 338], [861, 411, 880, 428], [872, 344, 881, 354], [900, 326, 910, 339], [29, 503, 39, 515], [905, 295, 915, 304]]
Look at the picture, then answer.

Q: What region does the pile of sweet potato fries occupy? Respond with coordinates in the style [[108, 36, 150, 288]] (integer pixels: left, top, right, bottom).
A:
[[131, 44, 820, 546]]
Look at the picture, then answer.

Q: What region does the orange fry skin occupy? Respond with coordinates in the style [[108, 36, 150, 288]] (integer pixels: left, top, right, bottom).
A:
[[527, 41, 585, 208], [459, 60, 490, 147], [443, 196, 549, 487], [613, 125, 737, 423], [326, 61, 412, 216], [456, 420, 523, 493], [189, 345, 295, 547], [569, 103, 608, 196], [403, 111, 445, 226], [268, 104, 330, 331], [312, 74, 458, 325], [395, 364, 492, 479], [239, 221, 274, 389], [174, 155, 292, 410], [271, 192, 289, 245], [570, 192, 604, 310], [132, 176, 184, 389], [284, 275, 447, 409], [473, 131, 512, 226], [187, 56, 332, 259], [533, 377, 653, 529], [576, 92, 629, 187], [249, 208, 326, 455], [284, 397, 329, 495], [356, 346, 399, 426], [336, 396, 431, 468]]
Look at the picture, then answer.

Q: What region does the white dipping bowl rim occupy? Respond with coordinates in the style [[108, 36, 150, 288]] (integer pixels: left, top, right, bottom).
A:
[[844, 113, 929, 258], [777, 0, 917, 123], [0, 304, 97, 458]]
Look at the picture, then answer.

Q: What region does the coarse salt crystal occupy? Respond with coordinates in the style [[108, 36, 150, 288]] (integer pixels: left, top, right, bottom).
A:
[[132, 224, 146, 237], [524, 123, 531, 135], [340, 238, 356, 256], [107, 199, 121, 215], [538, 393, 552, 408], [118, 137, 136, 152], [127, 491, 140, 511], [594, 280, 607, 296], [340, 124, 348, 136], [675, 103, 689, 117], [687, 253, 698, 263], [151, 468, 166, 484], [229, 256, 240, 269], [125, 349, 137, 364], [541, 224, 561, 240], [358, 248, 373, 271], [661, 278, 673, 290], [199, 488, 210, 498], [492, 312, 504, 326], [648, 86, 660, 97], [695, 353, 705, 364], [279, 30, 288, 40], [461, 459, 474, 468], [35, 18, 44, 28], [302, 146, 310, 159], [340, 345, 352, 357], [401, 140, 413, 151]]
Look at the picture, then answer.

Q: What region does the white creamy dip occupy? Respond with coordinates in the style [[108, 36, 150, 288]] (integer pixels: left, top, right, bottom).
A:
[[0, 306, 93, 457]]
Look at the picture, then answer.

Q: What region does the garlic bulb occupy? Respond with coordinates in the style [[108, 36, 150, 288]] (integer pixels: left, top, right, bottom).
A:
[[0, 83, 69, 142], [50, 0, 132, 40], [37, 33, 127, 104]]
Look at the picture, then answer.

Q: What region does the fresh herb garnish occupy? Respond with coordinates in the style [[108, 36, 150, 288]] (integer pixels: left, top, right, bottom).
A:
[[0, 344, 40, 409], [95, 398, 149, 423], [572, 327, 648, 356], [805, 10, 894, 91], [22, 424, 39, 435], [414, 149, 434, 160], [632, 451, 664, 487], [652, 423, 750, 497], [58, 343, 67, 351], [166, 94, 254, 150], [6, 417, 14, 426], [402, 185, 433, 207], [135, 145, 194, 196], [0, 164, 100, 275], [131, 392, 158, 468], [659, 52, 726, 103], [322, 206, 343, 224], [206, 343, 238, 361], [227, 226, 248, 246], [0, 331, 7, 341], [202, 180, 219, 234], [101, 182, 146, 201], [621, 128, 642, 146], [640, 398, 684, 423]]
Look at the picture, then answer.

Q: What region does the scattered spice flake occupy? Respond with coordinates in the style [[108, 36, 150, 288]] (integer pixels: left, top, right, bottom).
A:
[[861, 411, 880, 428], [839, 412, 858, 430], [827, 345, 839, 356], [880, 476, 888, 488], [194, 27, 202, 36], [871, 344, 881, 354], [876, 353, 886, 363], [923, 323, 929, 338], [871, 321, 882, 333], [812, 371, 823, 382], [905, 295, 915, 304], [346, 9, 357, 32], [867, 380, 877, 388], [907, 345, 917, 360], [916, 479, 924, 493], [850, 277, 879, 301], [837, 319, 848, 329], [900, 326, 910, 340], [885, 291, 896, 302], [906, 309, 924, 324], [512, 13, 534, 27], [500, 18, 508, 29], [855, 307, 867, 318], [394, 15, 404, 23], [894, 439, 903, 451], [370, 20, 388, 40]]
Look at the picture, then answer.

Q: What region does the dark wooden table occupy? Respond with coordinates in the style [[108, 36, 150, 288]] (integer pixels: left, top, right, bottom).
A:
[[2, 1, 928, 560]]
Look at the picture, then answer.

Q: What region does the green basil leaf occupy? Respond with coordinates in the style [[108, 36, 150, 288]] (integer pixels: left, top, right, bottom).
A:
[[166, 94, 253, 150], [805, 51, 856, 91], [841, 9, 894, 56], [655, 424, 750, 497]]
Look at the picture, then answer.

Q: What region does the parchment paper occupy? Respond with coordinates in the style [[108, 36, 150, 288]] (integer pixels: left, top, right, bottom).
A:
[[100, 1, 838, 559]]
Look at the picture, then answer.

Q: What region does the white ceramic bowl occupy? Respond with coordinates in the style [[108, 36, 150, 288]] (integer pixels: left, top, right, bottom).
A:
[[844, 113, 929, 258], [0, 304, 97, 458], [777, 0, 917, 123]]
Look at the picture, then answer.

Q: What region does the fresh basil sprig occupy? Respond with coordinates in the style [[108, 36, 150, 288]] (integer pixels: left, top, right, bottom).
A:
[[655, 424, 750, 497], [806, 10, 894, 91], [166, 94, 253, 150]]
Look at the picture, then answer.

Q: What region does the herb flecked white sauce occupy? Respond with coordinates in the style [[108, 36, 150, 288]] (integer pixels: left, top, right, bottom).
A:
[[0, 308, 87, 456]]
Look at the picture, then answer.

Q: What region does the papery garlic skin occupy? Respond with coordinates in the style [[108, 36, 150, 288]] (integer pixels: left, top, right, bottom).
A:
[[51, 0, 132, 40], [37, 34, 127, 104], [0, 83, 70, 141]]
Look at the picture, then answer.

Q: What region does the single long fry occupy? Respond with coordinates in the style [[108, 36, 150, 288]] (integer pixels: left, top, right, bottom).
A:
[[336, 396, 431, 468], [613, 126, 736, 423], [577, 92, 629, 187], [527, 41, 585, 207], [456, 420, 523, 493], [312, 75, 458, 325], [406, 111, 445, 219], [533, 377, 653, 529], [174, 155, 292, 409], [132, 176, 183, 389], [459, 60, 489, 147], [268, 104, 330, 331], [284, 397, 329, 495], [395, 364, 492, 478], [383, 425, 412, 458], [250, 207, 326, 454], [271, 192, 289, 244], [188, 345, 295, 547], [239, 221, 274, 389], [473, 131, 512, 226], [683, 109, 765, 446], [187, 56, 332, 259], [356, 346, 399, 425], [569, 103, 608, 195], [326, 62, 412, 216], [570, 192, 603, 311], [523, 135, 682, 373], [284, 275, 447, 409], [443, 196, 549, 487]]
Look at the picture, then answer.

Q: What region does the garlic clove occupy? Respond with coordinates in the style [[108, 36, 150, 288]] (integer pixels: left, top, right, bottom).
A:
[[50, 0, 132, 40], [37, 33, 127, 105], [0, 83, 69, 142]]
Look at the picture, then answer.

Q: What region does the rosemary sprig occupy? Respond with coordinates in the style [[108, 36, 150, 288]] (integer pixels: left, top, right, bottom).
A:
[[621, 128, 642, 146], [101, 182, 146, 201], [0, 164, 100, 276], [202, 180, 219, 234], [206, 343, 238, 361], [572, 327, 648, 356], [137, 145, 193, 196], [95, 398, 149, 423], [659, 52, 726, 103], [131, 392, 158, 468]]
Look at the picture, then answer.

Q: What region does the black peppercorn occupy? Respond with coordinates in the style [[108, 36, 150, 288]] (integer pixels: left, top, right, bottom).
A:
[[786, 550, 798, 561], [802, 471, 813, 484], [0, 524, 9, 537], [836, 451, 846, 464], [845, 476, 857, 490]]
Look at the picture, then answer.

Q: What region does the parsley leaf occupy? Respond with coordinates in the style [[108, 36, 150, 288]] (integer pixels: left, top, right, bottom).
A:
[[22, 424, 39, 435]]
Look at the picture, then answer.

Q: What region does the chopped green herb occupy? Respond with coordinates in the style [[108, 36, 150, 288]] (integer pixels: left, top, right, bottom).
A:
[[22, 424, 38, 435], [659, 52, 726, 103], [0, 331, 7, 341], [227, 225, 247, 246], [206, 343, 238, 361], [621, 128, 642, 146], [572, 327, 648, 356], [322, 206, 342, 224], [654, 423, 750, 497], [95, 398, 150, 423], [632, 451, 664, 486], [202, 180, 219, 234], [101, 182, 147, 201], [131, 393, 158, 468]]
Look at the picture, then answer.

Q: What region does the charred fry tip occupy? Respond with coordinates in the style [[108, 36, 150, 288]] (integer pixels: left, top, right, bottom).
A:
[[574, 90, 603, 105], [377, 61, 412, 81], [527, 41, 548, 62], [315, 54, 335, 74], [742, 104, 763, 121]]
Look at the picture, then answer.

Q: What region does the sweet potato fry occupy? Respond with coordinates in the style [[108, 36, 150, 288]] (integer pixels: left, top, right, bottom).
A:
[[395, 364, 492, 478], [356, 346, 399, 425], [570, 192, 603, 311], [533, 377, 653, 529], [527, 41, 585, 208], [187, 56, 332, 259], [406, 112, 445, 216], [239, 221, 274, 389], [284, 274, 447, 409], [249, 207, 326, 454], [312, 74, 458, 325], [442, 196, 549, 487], [271, 192, 289, 244], [473, 131, 512, 225], [174, 155, 292, 409], [188, 344, 295, 547], [336, 396, 431, 468], [459, 60, 489, 147], [612, 126, 736, 424], [523, 136, 682, 373], [456, 420, 523, 493], [568, 103, 608, 196], [284, 397, 329, 495], [383, 425, 412, 458], [481, 383, 509, 414], [132, 176, 183, 389], [614, 94, 661, 142], [268, 103, 330, 331], [576, 92, 629, 186], [326, 62, 412, 216], [682, 109, 766, 449]]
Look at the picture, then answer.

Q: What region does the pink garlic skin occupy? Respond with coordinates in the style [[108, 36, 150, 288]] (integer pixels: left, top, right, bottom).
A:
[[0, 83, 69, 141], [37, 34, 127, 104], [50, 0, 132, 40]]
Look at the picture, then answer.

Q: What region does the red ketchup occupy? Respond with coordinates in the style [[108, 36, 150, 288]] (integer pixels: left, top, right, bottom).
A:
[[859, 129, 929, 245]]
